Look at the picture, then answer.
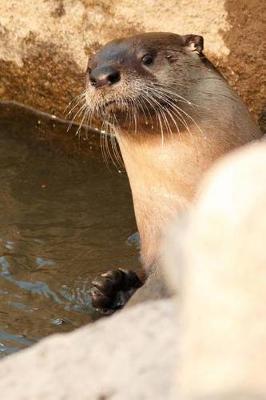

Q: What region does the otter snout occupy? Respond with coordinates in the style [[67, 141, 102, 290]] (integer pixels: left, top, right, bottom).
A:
[[89, 65, 121, 88]]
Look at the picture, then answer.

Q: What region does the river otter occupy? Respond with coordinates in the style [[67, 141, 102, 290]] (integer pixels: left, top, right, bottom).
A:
[[85, 32, 262, 312]]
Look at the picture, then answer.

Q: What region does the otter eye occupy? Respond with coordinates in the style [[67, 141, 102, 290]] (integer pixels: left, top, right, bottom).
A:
[[141, 54, 154, 66]]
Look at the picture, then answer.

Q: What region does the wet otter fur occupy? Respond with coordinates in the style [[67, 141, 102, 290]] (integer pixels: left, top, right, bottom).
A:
[[84, 32, 262, 312]]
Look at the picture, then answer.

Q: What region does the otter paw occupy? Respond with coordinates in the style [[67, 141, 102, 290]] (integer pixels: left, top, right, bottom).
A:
[[90, 268, 142, 313]]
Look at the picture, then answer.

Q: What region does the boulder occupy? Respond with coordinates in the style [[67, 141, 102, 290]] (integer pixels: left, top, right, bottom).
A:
[[0, 299, 178, 400], [175, 143, 266, 399], [0, 1, 264, 119]]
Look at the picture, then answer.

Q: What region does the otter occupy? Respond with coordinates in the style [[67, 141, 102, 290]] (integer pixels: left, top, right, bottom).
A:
[[85, 32, 262, 312]]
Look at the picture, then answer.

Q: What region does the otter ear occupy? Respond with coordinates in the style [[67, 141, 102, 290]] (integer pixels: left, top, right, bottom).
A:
[[182, 34, 204, 54]]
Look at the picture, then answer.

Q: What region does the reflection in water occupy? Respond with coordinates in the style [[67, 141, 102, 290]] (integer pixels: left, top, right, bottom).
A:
[[0, 108, 139, 358], [0, 255, 63, 303]]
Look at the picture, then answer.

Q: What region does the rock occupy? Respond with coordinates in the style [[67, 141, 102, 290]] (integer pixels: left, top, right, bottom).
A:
[[176, 142, 266, 399], [0, 299, 178, 400], [0, 1, 264, 119]]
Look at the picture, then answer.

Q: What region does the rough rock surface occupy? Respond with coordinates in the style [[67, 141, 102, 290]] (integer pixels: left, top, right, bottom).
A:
[[0, 299, 178, 400], [178, 143, 266, 399], [0, 0, 264, 119]]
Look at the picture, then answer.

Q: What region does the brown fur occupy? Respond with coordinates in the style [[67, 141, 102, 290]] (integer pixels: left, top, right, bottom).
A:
[[85, 32, 262, 302]]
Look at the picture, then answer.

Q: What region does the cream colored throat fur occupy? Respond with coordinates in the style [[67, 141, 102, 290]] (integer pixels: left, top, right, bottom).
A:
[[117, 129, 230, 270]]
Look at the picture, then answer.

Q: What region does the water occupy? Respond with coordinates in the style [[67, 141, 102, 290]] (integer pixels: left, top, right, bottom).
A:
[[0, 103, 139, 358]]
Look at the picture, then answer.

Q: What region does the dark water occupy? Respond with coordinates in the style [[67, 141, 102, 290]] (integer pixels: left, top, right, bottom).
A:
[[0, 105, 139, 357]]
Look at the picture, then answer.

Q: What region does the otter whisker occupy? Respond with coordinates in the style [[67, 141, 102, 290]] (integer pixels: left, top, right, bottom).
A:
[[68, 101, 88, 133], [135, 97, 149, 126], [152, 83, 199, 109], [169, 101, 203, 136], [149, 89, 191, 132], [142, 89, 176, 136], [157, 112, 164, 145], [104, 132, 114, 170], [100, 118, 116, 170], [99, 104, 127, 170], [155, 102, 175, 138], [65, 92, 88, 132], [161, 108, 174, 136], [143, 91, 173, 138], [100, 130, 110, 169], [160, 106, 181, 135], [139, 91, 160, 128], [148, 86, 203, 137], [104, 101, 124, 170], [110, 135, 124, 170], [64, 91, 86, 117], [131, 102, 138, 135], [137, 96, 153, 126], [141, 86, 197, 143], [141, 91, 165, 143], [150, 84, 205, 135], [128, 97, 139, 131], [75, 104, 88, 138]]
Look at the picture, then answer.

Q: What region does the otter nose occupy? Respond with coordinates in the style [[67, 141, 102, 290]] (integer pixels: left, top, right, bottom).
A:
[[89, 66, 120, 88]]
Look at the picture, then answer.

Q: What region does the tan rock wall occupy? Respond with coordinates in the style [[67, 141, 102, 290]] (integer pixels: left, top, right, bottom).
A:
[[0, 0, 264, 119]]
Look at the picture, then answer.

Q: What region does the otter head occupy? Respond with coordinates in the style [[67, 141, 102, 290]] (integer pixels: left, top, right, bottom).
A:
[[85, 32, 205, 135]]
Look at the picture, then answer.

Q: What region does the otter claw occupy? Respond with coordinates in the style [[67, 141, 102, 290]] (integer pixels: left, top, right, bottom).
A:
[[90, 268, 142, 313]]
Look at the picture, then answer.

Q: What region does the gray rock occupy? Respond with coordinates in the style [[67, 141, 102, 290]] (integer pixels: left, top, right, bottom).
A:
[[167, 142, 266, 399], [0, 299, 178, 400]]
